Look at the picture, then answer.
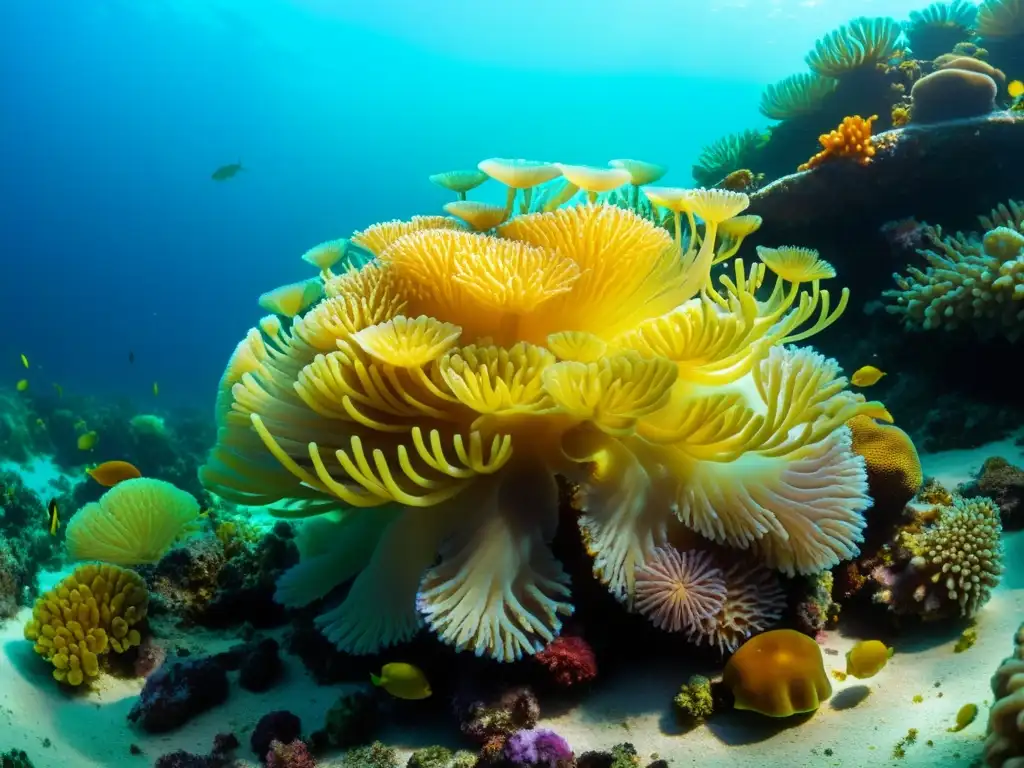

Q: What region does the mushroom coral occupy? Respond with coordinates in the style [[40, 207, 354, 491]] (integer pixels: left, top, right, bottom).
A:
[[723, 629, 832, 717], [201, 162, 882, 662]]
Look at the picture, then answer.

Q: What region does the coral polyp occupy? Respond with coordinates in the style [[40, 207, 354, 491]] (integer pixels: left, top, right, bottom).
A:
[[201, 162, 882, 662]]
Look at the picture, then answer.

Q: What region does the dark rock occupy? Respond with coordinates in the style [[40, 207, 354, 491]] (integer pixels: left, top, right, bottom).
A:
[[239, 638, 283, 692], [286, 622, 370, 684], [323, 690, 379, 748], [153, 752, 210, 768], [211, 732, 239, 757], [251, 710, 302, 757], [128, 657, 229, 733], [0, 749, 35, 768], [129, 744, 142, 755]]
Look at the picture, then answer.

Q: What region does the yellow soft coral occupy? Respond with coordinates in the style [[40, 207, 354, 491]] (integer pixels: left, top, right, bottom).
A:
[[23, 563, 148, 686], [798, 115, 879, 171], [201, 160, 882, 662], [848, 415, 923, 516], [723, 629, 832, 717]]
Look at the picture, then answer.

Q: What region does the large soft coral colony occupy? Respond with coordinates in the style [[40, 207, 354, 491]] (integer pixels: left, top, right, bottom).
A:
[[200, 160, 883, 662]]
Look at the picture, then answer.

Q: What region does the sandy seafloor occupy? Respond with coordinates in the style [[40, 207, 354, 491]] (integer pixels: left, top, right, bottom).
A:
[[2, 442, 1023, 768]]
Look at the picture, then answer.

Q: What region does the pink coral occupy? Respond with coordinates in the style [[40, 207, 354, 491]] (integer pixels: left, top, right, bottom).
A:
[[266, 739, 316, 768], [688, 561, 786, 654], [634, 547, 726, 633], [534, 635, 597, 688]]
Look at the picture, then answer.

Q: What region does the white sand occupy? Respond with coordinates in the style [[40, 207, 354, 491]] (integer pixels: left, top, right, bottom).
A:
[[1, 444, 1022, 768]]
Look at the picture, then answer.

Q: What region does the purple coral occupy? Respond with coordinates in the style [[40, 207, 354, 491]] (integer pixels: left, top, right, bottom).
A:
[[504, 728, 573, 768], [634, 547, 725, 632]]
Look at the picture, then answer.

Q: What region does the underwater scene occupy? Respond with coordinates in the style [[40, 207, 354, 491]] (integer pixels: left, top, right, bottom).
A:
[[2, 0, 1024, 766]]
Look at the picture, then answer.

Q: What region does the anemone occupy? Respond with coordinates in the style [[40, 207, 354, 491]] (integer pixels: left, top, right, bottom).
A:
[[976, 0, 1024, 38], [806, 16, 905, 78], [691, 130, 765, 188], [759, 73, 839, 121], [201, 161, 882, 662], [904, 1, 979, 60]]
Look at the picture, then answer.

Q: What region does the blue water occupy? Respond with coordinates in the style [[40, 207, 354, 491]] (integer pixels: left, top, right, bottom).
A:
[[0, 0, 940, 409]]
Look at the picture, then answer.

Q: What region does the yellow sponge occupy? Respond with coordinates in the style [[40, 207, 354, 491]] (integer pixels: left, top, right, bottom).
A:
[[23, 563, 148, 686]]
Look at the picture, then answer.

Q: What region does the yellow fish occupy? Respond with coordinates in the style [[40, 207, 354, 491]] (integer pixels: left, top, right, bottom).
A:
[[153, 381, 159, 396], [1009, 80, 1024, 99], [16, 379, 28, 392], [87, 460, 142, 487], [851, 365, 886, 387], [20, 354, 28, 369], [846, 640, 892, 679], [77, 431, 98, 451], [370, 662, 432, 700], [47, 498, 60, 536], [947, 702, 978, 732]]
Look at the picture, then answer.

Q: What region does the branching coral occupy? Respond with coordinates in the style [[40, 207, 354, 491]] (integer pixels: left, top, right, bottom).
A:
[[873, 495, 1003, 620], [905, 1, 979, 60], [759, 73, 839, 121], [806, 17, 905, 78], [201, 159, 881, 662], [798, 115, 878, 171], [883, 205, 1024, 340], [23, 563, 147, 685]]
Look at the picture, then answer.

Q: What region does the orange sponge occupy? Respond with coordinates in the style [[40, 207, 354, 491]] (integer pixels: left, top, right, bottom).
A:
[[798, 115, 878, 171], [723, 629, 832, 717], [848, 415, 922, 517]]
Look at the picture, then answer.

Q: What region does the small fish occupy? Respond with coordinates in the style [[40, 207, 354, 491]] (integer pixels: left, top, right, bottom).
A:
[[860, 403, 894, 423], [851, 365, 886, 387], [211, 161, 244, 181], [370, 662, 432, 700], [47, 498, 60, 536], [53, 383, 63, 398], [129, 351, 135, 364], [152, 381, 159, 396], [87, 460, 142, 488], [1009, 80, 1024, 99], [947, 702, 978, 732], [77, 431, 98, 451], [20, 354, 28, 368], [845, 639, 891, 679], [16, 379, 28, 392]]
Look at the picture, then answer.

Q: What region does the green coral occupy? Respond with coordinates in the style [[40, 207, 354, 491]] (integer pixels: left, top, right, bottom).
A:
[[343, 741, 399, 768], [325, 690, 379, 748], [673, 675, 715, 720], [1, 750, 34, 768], [806, 16, 905, 77], [23, 563, 148, 686], [407, 746, 477, 768], [691, 129, 766, 187]]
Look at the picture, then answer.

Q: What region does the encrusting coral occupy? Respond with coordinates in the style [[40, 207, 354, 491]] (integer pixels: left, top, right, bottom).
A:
[[201, 157, 885, 662], [872, 494, 1004, 620], [23, 563, 148, 685], [798, 115, 879, 171], [884, 201, 1024, 341]]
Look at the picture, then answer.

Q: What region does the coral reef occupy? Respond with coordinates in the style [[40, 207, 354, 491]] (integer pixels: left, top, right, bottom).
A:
[[985, 621, 1024, 767], [23, 563, 148, 685], [798, 115, 879, 171], [203, 160, 883, 664], [884, 202, 1024, 340], [723, 629, 832, 717], [0, 470, 60, 618], [267, 740, 317, 768], [963, 456, 1024, 530], [128, 656, 229, 732], [504, 728, 573, 768], [673, 674, 715, 721], [252, 711, 302, 758], [792, 571, 841, 636], [341, 742, 399, 768], [407, 747, 477, 768], [533, 634, 598, 688], [872, 495, 1004, 620], [806, 17, 905, 78]]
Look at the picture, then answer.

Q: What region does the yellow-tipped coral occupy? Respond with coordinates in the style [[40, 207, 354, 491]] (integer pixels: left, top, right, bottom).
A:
[[24, 563, 148, 686], [202, 160, 881, 662], [258, 278, 324, 318]]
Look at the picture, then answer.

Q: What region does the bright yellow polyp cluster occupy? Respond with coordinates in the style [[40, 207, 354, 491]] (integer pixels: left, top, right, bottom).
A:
[[202, 165, 882, 663], [24, 564, 148, 686]]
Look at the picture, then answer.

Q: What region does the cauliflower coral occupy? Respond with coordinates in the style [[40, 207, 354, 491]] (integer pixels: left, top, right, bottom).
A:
[[200, 159, 883, 662]]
